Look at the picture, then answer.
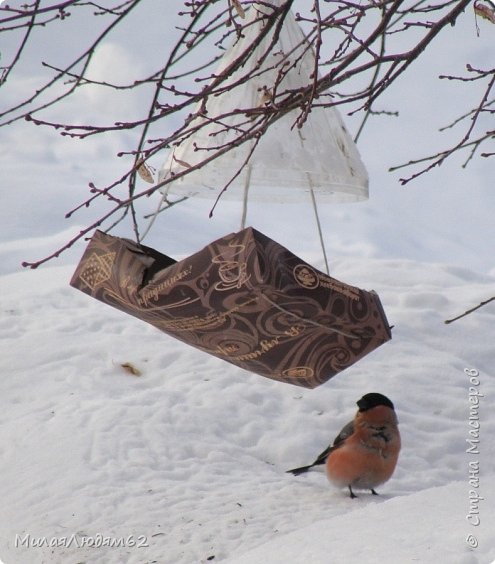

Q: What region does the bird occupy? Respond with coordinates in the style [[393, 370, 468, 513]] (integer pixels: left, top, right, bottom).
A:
[[287, 393, 401, 498]]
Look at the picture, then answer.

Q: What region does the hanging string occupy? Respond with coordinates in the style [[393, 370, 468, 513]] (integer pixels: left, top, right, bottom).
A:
[[241, 163, 252, 229], [140, 187, 167, 242], [307, 174, 330, 275]]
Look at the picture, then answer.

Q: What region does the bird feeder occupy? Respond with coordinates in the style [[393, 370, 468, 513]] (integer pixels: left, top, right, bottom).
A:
[[71, 228, 391, 388]]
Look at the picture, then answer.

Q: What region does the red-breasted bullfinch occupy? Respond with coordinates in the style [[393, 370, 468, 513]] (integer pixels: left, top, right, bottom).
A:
[[287, 393, 401, 498]]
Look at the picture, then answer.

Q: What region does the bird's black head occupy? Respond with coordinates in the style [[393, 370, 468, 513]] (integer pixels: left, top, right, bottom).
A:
[[357, 393, 394, 412]]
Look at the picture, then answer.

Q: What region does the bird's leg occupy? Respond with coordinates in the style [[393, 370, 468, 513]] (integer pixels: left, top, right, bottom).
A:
[[371, 489, 379, 495], [348, 485, 357, 499]]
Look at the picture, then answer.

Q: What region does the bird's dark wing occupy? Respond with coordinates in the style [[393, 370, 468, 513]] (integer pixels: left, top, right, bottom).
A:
[[287, 420, 354, 476], [332, 420, 354, 448], [310, 420, 354, 463]]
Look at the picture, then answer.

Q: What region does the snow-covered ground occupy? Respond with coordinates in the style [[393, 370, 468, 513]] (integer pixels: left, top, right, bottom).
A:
[[0, 255, 494, 563], [1, 2, 494, 563]]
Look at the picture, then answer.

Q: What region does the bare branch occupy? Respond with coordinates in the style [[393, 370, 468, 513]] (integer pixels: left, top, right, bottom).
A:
[[391, 68, 495, 183], [445, 297, 495, 324], [1, 0, 492, 268]]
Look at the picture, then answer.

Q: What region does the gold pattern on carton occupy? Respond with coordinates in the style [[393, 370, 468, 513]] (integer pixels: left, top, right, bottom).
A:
[[228, 324, 305, 362], [319, 277, 361, 301], [212, 243, 251, 292], [293, 265, 319, 289], [119, 274, 140, 295], [282, 366, 315, 380], [137, 265, 193, 306], [154, 297, 259, 333], [293, 263, 360, 301], [80, 252, 116, 291]]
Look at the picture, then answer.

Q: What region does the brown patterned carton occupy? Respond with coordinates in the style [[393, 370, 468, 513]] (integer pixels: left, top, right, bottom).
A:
[[70, 227, 391, 388]]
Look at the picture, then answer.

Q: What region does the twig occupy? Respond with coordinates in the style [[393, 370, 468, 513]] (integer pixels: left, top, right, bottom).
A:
[[445, 297, 495, 324]]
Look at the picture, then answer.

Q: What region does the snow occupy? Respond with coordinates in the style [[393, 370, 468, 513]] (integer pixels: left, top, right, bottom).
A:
[[231, 482, 495, 564], [1, 256, 494, 564], [1, 2, 495, 563]]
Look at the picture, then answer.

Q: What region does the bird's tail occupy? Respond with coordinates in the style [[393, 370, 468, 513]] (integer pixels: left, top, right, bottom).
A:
[[286, 464, 314, 476]]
